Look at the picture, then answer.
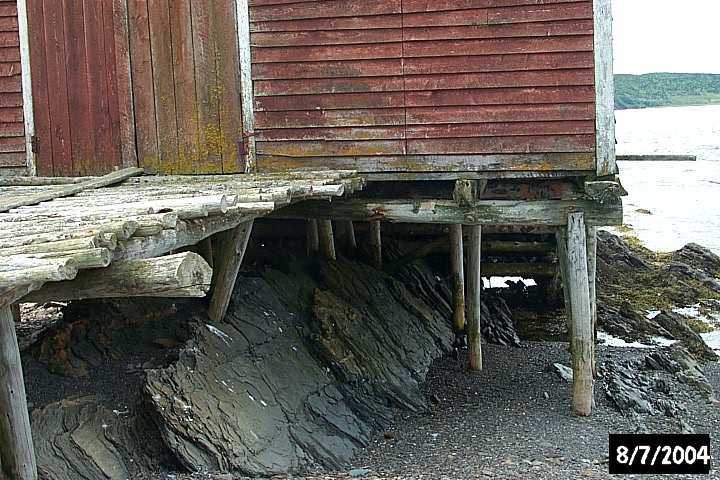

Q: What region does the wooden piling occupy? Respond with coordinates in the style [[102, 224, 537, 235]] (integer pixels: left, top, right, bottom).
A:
[[208, 220, 254, 322], [337, 220, 357, 252], [564, 212, 594, 416], [466, 225, 482, 371], [306, 219, 319, 256], [586, 226, 598, 376], [0, 305, 38, 480], [449, 224, 465, 335], [317, 220, 336, 261], [369, 220, 382, 269]]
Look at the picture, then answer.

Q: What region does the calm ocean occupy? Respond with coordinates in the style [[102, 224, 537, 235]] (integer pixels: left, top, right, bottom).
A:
[[614, 104, 720, 255]]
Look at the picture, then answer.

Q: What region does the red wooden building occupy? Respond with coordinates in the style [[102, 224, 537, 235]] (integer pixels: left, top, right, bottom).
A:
[[0, 0, 614, 179]]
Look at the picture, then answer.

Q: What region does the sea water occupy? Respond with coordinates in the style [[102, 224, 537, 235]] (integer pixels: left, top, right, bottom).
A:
[[614, 104, 720, 255], [613, 105, 720, 352]]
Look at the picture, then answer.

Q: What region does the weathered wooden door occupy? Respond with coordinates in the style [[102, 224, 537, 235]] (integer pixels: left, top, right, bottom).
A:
[[128, 0, 244, 174], [250, 0, 597, 174], [27, 0, 123, 176]]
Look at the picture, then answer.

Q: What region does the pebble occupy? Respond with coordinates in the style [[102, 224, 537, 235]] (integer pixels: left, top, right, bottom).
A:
[[348, 468, 373, 477]]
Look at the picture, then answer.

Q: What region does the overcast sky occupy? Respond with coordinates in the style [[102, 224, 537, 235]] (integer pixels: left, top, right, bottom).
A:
[[612, 0, 720, 74]]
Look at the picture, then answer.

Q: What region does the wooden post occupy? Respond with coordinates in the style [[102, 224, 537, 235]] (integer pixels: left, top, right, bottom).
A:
[[336, 220, 357, 253], [369, 220, 382, 269], [317, 220, 336, 261], [449, 224, 465, 335], [555, 228, 572, 337], [306, 219, 319, 257], [208, 220, 254, 322], [586, 226, 598, 376], [0, 306, 38, 480], [564, 212, 594, 416], [466, 225, 482, 371]]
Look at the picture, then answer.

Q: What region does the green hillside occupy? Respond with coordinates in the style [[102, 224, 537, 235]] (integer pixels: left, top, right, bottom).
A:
[[614, 73, 720, 110]]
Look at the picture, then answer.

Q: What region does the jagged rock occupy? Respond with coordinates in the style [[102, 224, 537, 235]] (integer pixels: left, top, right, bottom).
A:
[[672, 243, 720, 276], [596, 230, 650, 279], [31, 396, 174, 480], [552, 363, 573, 383], [652, 310, 717, 362], [143, 257, 456, 476], [644, 346, 717, 401], [601, 361, 662, 415]]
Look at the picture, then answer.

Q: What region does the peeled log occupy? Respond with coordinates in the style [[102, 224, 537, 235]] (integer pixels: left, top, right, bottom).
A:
[[0, 258, 77, 287], [23, 252, 213, 303]]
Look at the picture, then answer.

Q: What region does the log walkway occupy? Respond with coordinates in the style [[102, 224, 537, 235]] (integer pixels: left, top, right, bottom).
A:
[[0, 168, 364, 480]]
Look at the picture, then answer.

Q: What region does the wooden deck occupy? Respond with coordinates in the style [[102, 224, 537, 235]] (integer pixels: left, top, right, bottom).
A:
[[0, 168, 364, 310]]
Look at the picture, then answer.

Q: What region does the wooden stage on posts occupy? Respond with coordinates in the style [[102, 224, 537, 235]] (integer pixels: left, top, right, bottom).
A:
[[0, 167, 366, 479], [0, 167, 624, 479]]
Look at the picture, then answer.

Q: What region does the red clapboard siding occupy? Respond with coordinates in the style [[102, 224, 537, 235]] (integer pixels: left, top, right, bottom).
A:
[[0, 0, 24, 173], [405, 19, 594, 41], [251, 0, 597, 173]]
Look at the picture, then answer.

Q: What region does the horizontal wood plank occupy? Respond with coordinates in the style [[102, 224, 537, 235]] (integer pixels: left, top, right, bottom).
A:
[[0, 91, 21, 108], [0, 122, 23, 137], [407, 103, 595, 124], [404, 51, 593, 75], [407, 135, 595, 155], [270, 197, 621, 227], [0, 75, 20, 92], [250, 14, 401, 33], [256, 92, 405, 112], [0, 15, 17, 31], [0, 31, 17, 47], [252, 42, 403, 63], [404, 19, 594, 41], [252, 28, 403, 47], [257, 154, 408, 172], [0, 136, 24, 153], [0, 46, 19, 62], [0, 152, 25, 167], [489, 2, 592, 24], [0, 61, 20, 77], [0, 107, 22, 123], [255, 108, 406, 129], [254, 76, 405, 96], [404, 8, 487, 28], [403, 0, 588, 13], [257, 139, 407, 157], [256, 126, 406, 141], [406, 86, 595, 107], [405, 69, 594, 91], [406, 121, 595, 139], [252, 58, 403, 80], [0, 5, 17, 17], [250, 0, 401, 22], [403, 35, 593, 58]]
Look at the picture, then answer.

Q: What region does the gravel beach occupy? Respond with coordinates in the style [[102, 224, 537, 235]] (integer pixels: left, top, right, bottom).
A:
[[130, 341, 720, 480]]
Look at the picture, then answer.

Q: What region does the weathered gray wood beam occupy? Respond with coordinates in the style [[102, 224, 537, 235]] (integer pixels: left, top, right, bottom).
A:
[[594, 0, 616, 176], [467, 225, 482, 371], [209, 220, 254, 322], [369, 220, 382, 269], [317, 220, 336, 261], [270, 198, 622, 227], [0, 284, 43, 311], [23, 252, 212, 303], [306, 219, 319, 256], [449, 225, 465, 335], [336, 221, 357, 252], [563, 213, 595, 416], [0, 306, 38, 480], [0, 167, 143, 213]]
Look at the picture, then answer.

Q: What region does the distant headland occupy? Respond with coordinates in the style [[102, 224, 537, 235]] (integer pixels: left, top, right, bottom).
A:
[[615, 73, 720, 110]]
